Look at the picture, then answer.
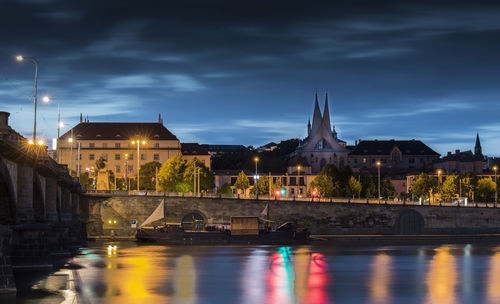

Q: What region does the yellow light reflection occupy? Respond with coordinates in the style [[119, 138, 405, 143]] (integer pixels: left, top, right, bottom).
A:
[[174, 255, 197, 304], [486, 247, 500, 303], [294, 247, 310, 303], [425, 246, 457, 304], [369, 253, 392, 304]]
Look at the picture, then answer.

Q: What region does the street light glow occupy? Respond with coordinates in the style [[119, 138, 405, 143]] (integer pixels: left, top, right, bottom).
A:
[[28, 139, 34, 145], [494, 166, 498, 172], [254, 157, 259, 162], [37, 139, 44, 146], [142, 140, 146, 145], [69, 137, 73, 143], [59, 122, 64, 128], [376, 161, 381, 167], [42, 95, 50, 103], [16, 55, 23, 61]]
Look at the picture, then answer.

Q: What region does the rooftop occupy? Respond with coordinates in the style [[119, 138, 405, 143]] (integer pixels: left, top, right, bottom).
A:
[[60, 122, 178, 141], [350, 140, 440, 156]]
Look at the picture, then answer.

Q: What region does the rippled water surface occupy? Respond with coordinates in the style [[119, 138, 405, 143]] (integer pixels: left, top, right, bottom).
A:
[[11, 241, 500, 303]]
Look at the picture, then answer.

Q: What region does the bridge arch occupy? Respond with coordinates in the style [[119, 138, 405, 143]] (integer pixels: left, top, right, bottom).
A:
[[0, 158, 16, 224], [181, 210, 207, 231], [396, 209, 424, 234]]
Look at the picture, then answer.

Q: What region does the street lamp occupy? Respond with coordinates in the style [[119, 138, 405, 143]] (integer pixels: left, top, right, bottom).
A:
[[42, 95, 64, 162], [376, 161, 381, 200], [68, 137, 73, 176], [297, 165, 302, 196], [254, 157, 259, 198], [16, 55, 39, 142], [131, 139, 147, 191], [493, 165, 498, 207]]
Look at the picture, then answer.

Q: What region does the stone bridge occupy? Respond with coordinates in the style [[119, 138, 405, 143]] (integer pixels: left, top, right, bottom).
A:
[[0, 112, 85, 294], [82, 193, 500, 237]]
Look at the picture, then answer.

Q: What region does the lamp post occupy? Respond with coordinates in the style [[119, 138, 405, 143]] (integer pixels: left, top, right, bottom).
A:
[[16, 55, 39, 142], [42, 96, 64, 161], [254, 157, 259, 198], [376, 161, 381, 200], [68, 137, 73, 176], [436, 169, 442, 204], [494, 165, 498, 207], [131, 140, 146, 191]]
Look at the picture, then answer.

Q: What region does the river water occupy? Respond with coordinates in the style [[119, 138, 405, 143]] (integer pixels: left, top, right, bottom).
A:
[[8, 240, 500, 303]]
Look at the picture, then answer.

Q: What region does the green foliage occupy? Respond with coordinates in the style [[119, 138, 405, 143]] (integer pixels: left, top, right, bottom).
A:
[[441, 174, 459, 201], [409, 173, 438, 198], [477, 178, 496, 202], [139, 161, 162, 190], [158, 155, 186, 192], [458, 173, 477, 200], [348, 176, 362, 198], [309, 174, 336, 197], [217, 183, 233, 195], [250, 175, 271, 195], [79, 171, 92, 190], [234, 171, 250, 190], [175, 181, 192, 193], [381, 179, 397, 199], [95, 157, 106, 170], [183, 158, 215, 192]]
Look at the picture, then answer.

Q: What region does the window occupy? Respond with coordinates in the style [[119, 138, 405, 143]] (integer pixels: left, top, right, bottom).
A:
[[354, 159, 358, 164], [363, 158, 367, 163], [409, 158, 415, 164], [89, 154, 95, 160], [129, 154, 134, 160], [154, 143, 160, 149], [102, 154, 108, 160], [202, 160, 205, 165], [299, 188, 304, 195], [141, 154, 146, 160], [115, 165, 120, 173], [102, 143, 108, 148], [79, 154, 82, 160], [115, 154, 120, 160], [299, 177, 305, 186], [154, 154, 159, 161], [115, 143, 121, 148], [128, 165, 133, 172], [291, 188, 295, 195], [89, 143, 95, 148], [230, 177, 237, 185], [289, 177, 297, 186]]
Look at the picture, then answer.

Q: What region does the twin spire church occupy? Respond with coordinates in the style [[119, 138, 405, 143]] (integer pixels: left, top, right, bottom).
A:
[[295, 93, 350, 172]]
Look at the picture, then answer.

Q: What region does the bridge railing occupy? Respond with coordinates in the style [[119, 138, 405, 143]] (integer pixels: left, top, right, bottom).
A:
[[83, 189, 498, 208]]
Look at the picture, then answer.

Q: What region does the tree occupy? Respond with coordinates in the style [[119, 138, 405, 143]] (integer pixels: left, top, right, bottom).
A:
[[477, 178, 496, 202], [139, 161, 162, 190], [458, 173, 478, 200], [381, 179, 397, 199], [409, 173, 438, 199], [250, 175, 270, 195], [183, 158, 215, 192], [158, 155, 186, 192], [441, 174, 459, 202], [234, 171, 250, 194], [309, 174, 335, 197], [217, 183, 233, 196], [95, 157, 106, 170], [348, 176, 362, 198]]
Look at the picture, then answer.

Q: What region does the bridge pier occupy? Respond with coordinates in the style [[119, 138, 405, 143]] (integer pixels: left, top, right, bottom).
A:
[[0, 226, 15, 294]]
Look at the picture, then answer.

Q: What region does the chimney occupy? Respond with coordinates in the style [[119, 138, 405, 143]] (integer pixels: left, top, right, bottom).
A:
[[455, 149, 460, 154], [0, 111, 10, 128], [447, 152, 451, 156], [355, 140, 358, 145]]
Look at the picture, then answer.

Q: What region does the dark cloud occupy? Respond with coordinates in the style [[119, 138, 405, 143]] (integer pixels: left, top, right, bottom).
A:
[[1, 0, 500, 154]]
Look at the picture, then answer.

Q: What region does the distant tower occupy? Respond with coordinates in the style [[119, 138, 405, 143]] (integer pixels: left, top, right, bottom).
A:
[[474, 132, 482, 155], [158, 113, 163, 124], [307, 119, 311, 136], [80, 113, 83, 123]]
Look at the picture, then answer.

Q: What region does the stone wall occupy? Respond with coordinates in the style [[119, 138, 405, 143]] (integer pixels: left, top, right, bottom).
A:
[[81, 194, 500, 235], [0, 226, 15, 294]]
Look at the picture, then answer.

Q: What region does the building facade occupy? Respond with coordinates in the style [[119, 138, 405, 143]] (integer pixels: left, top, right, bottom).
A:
[[348, 140, 440, 170], [58, 117, 181, 177], [433, 133, 485, 174], [181, 143, 211, 169]]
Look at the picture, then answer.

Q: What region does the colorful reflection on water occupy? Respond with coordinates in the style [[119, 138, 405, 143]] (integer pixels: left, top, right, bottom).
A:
[[60, 242, 500, 304]]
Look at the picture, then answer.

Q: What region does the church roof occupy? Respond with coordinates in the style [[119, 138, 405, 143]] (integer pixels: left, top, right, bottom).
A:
[[60, 122, 178, 141], [350, 140, 440, 156]]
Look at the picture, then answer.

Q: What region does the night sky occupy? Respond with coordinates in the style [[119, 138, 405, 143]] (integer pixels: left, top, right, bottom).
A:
[[1, 0, 500, 156]]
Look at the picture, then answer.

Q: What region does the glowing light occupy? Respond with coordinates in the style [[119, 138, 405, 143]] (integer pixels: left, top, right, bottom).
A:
[[370, 253, 392, 303], [376, 161, 381, 167], [37, 140, 44, 146], [142, 140, 146, 145], [425, 246, 457, 304], [59, 122, 64, 128], [108, 220, 112, 224], [254, 157, 259, 162], [28, 139, 34, 145], [68, 137, 73, 143], [42, 96, 50, 103], [113, 220, 117, 224], [131, 140, 135, 144], [16, 55, 23, 61]]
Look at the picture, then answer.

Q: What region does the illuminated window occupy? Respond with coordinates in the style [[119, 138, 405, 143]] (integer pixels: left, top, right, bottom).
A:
[[115, 154, 120, 160], [89, 154, 95, 160], [115, 143, 121, 148], [153, 154, 159, 160], [363, 158, 367, 163]]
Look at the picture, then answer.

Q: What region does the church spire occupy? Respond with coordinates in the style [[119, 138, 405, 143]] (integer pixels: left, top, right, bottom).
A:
[[475, 131, 482, 155], [321, 91, 332, 133], [310, 92, 322, 136], [307, 118, 311, 136]]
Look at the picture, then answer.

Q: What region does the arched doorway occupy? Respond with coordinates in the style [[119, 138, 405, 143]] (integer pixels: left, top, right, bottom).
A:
[[181, 211, 206, 231], [397, 209, 424, 234], [0, 159, 16, 224]]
